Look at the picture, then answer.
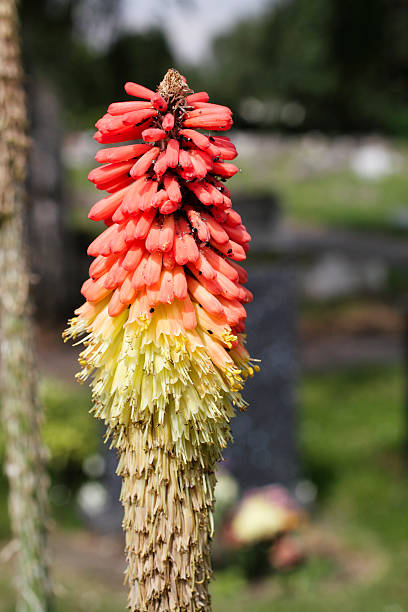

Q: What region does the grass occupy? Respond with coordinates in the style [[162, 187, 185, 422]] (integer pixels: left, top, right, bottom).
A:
[[233, 140, 408, 233], [1, 364, 407, 610], [0, 378, 98, 539], [212, 364, 408, 612], [65, 137, 408, 236]]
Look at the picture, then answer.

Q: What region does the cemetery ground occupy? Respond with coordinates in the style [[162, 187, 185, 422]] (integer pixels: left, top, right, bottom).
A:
[[0, 362, 406, 611], [233, 134, 408, 234], [1, 133, 407, 609], [67, 134, 408, 237]]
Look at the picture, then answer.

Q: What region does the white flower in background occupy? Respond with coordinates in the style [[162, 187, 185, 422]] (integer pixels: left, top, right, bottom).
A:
[[82, 453, 106, 479], [77, 481, 108, 516], [351, 144, 402, 179], [230, 484, 305, 545], [214, 470, 240, 526]]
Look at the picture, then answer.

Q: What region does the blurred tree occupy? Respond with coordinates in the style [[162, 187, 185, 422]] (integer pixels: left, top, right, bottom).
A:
[[106, 30, 176, 101], [18, 1, 176, 319], [203, 0, 408, 134], [19, 0, 118, 127], [0, 1, 52, 610], [19, 0, 176, 127]]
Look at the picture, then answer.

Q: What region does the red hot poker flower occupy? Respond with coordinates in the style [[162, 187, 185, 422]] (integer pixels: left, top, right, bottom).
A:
[[65, 68, 258, 612]]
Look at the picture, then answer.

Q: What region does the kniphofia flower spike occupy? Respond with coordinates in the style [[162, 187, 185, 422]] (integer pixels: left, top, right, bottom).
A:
[[64, 69, 258, 611]]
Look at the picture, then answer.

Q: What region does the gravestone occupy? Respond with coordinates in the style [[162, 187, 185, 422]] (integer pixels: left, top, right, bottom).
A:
[[224, 194, 299, 489], [27, 76, 72, 319], [224, 265, 299, 489], [93, 193, 300, 531]]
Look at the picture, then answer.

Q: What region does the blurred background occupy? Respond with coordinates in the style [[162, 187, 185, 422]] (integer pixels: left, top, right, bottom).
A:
[[1, 0, 408, 609]]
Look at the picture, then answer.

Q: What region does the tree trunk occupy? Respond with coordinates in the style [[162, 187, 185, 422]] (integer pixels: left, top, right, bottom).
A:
[[0, 1, 52, 610]]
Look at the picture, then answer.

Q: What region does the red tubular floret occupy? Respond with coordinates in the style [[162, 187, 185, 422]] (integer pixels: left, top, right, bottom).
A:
[[192, 149, 213, 171], [87, 224, 117, 257], [173, 266, 187, 299], [202, 247, 239, 282], [185, 181, 212, 205], [163, 175, 182, 203], [210, 238, 246, 261], [131, 255, 148, 290], [142, 128, 167, 142], [130, 147, 160, 178], [124, 217, 140, 242], [105, 256, 128, 289], [145, 219, 161, 253], [183, 115, 233, 130], [125, 82, 155, 100], [122, 108, 158, 126], [107, 101, 154, 115], [178, 150, 195, 180], [119, 275, 137, 304], [152, 190, 168, 208], [200, 211, 229, 244], [179, 129, 216, 154], [187, 277, 224, 317], [159, 215, 175, 253], [162, 113, 175, 131], [134, 210, 156, 240], [158, 269, 174, 304], [94, 122, 148, 143], [212, 161, 239, 178], [190, 252, 217, 280], [120, 177, 150, 217], [165, 139, 179, 168], [110, 225, 127, 254], [154, 151, 170, 179], [89, 254, 117, 279], [188, 151, 208, 180], [224, 223, 251, 244], [184, 108, 232, 120], [150, 92, 167, 111], [81, 275, 111, 302], [88, 185, 130, 222], [88, 161, 133, 187], [139, 181, 159, 213], [159, 199, 179, 215], [186, 92, 210, 104], [211, 135, 238, 160], [145, 252, 162, 286], [189, 102, 232, 113], [202, 182, 224, 206], [108, 289, 128, 317], [224, 208, 241, 226], [122, 244, 144, 271], [185, 207, 211, 243], [95, 144, 152, 164]]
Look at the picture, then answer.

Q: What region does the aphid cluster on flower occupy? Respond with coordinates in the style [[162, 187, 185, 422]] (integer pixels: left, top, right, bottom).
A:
[[65, 69, 258, 612]]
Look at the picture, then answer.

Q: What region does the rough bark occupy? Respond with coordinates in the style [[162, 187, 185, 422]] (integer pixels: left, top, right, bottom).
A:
[[0, 1, 52, 610]]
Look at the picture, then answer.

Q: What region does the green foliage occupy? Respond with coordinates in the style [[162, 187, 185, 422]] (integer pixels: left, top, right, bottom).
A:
[[214, 364, 408, 611], [20, 0, 176, 128], [1, 365, 408, 609], [0, 377, 98, 471], [301, 365, 406, 544], [234, 140, 408, 233], [40, 378, 99, 471], [197, 0, 408, 134], [0, 378, 97, 538]]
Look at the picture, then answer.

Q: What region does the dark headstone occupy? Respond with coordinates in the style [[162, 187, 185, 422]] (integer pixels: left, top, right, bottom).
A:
[[224, 266, 299, 489], [96, 192, 299, 530], [27, 76, 72, 319], [233, 192, 281, 252]]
